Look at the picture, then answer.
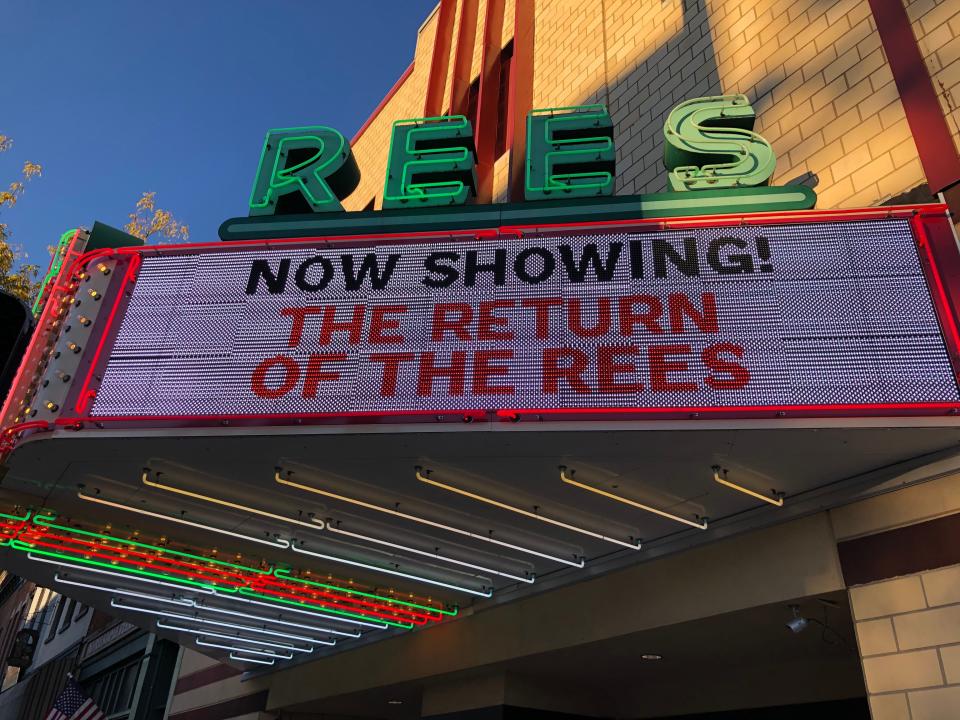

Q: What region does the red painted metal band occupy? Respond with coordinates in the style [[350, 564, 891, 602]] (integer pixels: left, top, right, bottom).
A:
[[912, 213, 960, 379], [75, 254, 141, 415], [867, 0, 960, 192], [449, 0, 479, 117], [508, 0, 535, 201], [424, 0, 457, 117], [473, 0, 506, 202]]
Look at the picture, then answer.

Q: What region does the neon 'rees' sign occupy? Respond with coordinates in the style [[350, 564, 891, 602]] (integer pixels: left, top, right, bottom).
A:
[[87, 214, 960, 419], [246, 95, 789, 215]]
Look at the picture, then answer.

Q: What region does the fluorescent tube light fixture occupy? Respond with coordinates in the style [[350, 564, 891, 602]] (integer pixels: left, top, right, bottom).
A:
[[276, 471, 584, 568], [158, 621, 312, 653], [26, 553, 217, 594], [416, 468, 641, 549], [112, 600, 336, 645], [712, 466, 784, 507], [230, 652, 275, 665], [54, 573, 193, 607], [214, 592, 389, 630], [195, 638, 293, 660], [78, 491, 292, 549], [289, 542, 493, 598], [560, 467, 706, 530], [190, 599, 361, 638], [323, 523, 535, 584], [143, 471, 323, 532]]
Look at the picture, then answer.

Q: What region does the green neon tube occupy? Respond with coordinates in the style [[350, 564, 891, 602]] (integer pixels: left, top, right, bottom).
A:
[[12, 542, 225, 593], [237, 587, 414, 629], [32, 514, 270, 575], [32, 229, 76, 317], [272, 568, 457, 616]]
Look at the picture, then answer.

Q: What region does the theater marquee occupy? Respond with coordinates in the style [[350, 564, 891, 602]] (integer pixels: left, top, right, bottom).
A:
[[83, 213, 960, 421]]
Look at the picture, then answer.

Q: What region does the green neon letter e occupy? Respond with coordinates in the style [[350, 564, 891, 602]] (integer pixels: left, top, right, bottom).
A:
[[249, 126, 360, 216], [525, 105, 615, 200], [383, 116, 477, 209]]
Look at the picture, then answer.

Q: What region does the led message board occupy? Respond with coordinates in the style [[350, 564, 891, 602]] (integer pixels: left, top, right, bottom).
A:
[[86, 215, 959, 419]]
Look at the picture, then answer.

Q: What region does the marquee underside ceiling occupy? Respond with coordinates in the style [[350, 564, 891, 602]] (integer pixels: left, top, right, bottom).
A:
[[2, 420, 958, 669]]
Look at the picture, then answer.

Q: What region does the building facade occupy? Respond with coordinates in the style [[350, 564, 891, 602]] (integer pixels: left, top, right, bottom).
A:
[[2, 1, 960, 720], [341, 0, 959, 216], [0, 575, 179, 720], [165, 1, 960, 718]]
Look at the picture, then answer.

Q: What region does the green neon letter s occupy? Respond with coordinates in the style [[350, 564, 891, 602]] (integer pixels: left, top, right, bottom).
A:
[[663, 95, 776, 192], [249, 126, 360, 215], [383, 116, 477, 209], [525, 106, 615, 200]]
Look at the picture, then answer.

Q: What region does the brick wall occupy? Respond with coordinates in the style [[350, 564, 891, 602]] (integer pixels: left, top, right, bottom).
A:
[[906, 0, 960, 152], [851, 564, 960, 719], [344, 0, 957, 211]]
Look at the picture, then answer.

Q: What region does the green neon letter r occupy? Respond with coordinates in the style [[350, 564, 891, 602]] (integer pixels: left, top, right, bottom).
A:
[[249, 126, 360, 215]]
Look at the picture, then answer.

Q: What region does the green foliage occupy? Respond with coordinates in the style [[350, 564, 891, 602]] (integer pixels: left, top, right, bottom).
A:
[[123, 191, 189, 242], [0, 134, 42, 302]]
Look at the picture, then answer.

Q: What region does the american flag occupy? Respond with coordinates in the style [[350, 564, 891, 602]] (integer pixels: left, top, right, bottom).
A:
[[45, 676, 105, 720]]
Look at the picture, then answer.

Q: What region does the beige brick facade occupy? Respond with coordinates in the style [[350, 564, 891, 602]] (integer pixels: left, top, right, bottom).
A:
[[850, 563, 960, 718], [906, 0, 960, 152], [829, 470, 960, 720], [343, 0, 959, 214]]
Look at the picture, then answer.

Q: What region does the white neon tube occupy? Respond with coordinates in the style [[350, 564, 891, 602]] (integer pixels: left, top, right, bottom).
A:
[[27, 554, 215, 594], [112, 600, 336, 645], [289, 542, 493, 598], [195, 638, 293, 659], [276, 472, 584, 568], [158, 621, 312, 653], [214, 592, 389, 630], [713, 468, 784, 507], [54, 573, 193, 607], [190, 599, 361, 638], [143, 471, 324, 532], [229, 652, 274, 665], [78, 491, 292, 549], [416, 470, 642, 549], [560, 469, 707, 530], [323, 523, 535, 584]]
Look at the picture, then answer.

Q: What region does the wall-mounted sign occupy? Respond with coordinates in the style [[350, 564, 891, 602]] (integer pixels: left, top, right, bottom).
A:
[[87, 215, 959, 419], [246, 95, 789, 217]]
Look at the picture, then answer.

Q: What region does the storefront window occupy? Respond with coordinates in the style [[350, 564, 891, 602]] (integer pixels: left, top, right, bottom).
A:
[[84, 657, 141, 720]]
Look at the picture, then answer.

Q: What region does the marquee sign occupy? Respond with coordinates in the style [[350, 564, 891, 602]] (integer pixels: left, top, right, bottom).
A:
[[239, 96, 812, 223], [72, 212, 960, 422], [2, 92, 960, 448]]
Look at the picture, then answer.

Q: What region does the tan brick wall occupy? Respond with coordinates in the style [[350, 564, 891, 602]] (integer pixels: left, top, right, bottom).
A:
[[851, 563, 960, 719], [345, 0, 955, 211], [906, 0, 960, 152]]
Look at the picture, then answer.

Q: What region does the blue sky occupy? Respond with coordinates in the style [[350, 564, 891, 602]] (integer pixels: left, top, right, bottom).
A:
[[0, 1, 438, 266]]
